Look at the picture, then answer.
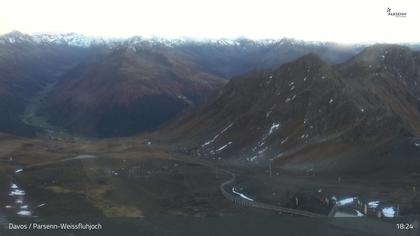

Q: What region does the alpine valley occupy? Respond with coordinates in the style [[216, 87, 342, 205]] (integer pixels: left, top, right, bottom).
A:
[[1, 31, 420, 233]]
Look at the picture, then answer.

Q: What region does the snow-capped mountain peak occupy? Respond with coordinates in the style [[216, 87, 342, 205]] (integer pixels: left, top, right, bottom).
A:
[[0, 31, 122, 48], [31, 32, 122, 47]]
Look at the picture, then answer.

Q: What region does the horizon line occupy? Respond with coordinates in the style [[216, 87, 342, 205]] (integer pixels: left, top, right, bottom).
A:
[[1, 30, 420, 46]]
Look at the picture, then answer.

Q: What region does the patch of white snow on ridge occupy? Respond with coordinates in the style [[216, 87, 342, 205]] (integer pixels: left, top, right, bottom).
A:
[[17, 210, 31, 216], [202, 123, 234, 147], [256, 122, 281, 148], [249, 155, 258, 162], [9, 190, 25, 196], [300, 134, 309, 139], [280, 137, 289, 145], [216, 142, 232, 152], [268, 122, 280, 136]]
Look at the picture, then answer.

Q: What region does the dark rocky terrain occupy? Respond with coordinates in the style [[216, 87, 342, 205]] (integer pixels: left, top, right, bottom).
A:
[[161, 45, 420, 174], [0, 32, 93, 136]]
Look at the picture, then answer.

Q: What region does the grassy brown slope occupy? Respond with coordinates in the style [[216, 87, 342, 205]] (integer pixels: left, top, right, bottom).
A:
[[0, 135, 241, 217]]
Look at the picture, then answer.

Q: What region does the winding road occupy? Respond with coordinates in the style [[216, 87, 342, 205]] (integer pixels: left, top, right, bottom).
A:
[[218, 168, 325, 217], [169, 153, 326, 217], [10, 151, 326, 218]]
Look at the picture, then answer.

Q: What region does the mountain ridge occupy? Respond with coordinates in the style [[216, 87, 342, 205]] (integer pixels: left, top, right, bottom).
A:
[[158, 45, 420, 173], [1, 30, 361, 48], [0, 30, 367, 137]]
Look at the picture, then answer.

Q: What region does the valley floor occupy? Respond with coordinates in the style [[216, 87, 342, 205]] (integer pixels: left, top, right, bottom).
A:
[[21, 80, 80, 141]]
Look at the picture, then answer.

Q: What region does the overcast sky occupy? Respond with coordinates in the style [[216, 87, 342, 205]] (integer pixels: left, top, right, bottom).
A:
[[0, 0, 419, 43]]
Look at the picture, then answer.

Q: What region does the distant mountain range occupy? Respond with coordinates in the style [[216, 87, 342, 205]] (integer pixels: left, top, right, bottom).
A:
[[0, 31, 369, 137], [161, 45, 420, 174], [1, 31, 419, 139], [0, 31, 120, 47], [1, 31, 367, 76]]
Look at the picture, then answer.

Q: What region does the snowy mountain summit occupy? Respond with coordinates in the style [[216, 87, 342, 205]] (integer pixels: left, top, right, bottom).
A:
[[0, 31, 338, 49], [0, 31, 121, 47]]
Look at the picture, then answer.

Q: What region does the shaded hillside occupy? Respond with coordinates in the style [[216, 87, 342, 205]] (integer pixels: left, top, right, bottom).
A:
[[38, 45, 226, 137], [0, 31, 93, 136], [339, 45, 420, 134], [160, 45, 420, 173]]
